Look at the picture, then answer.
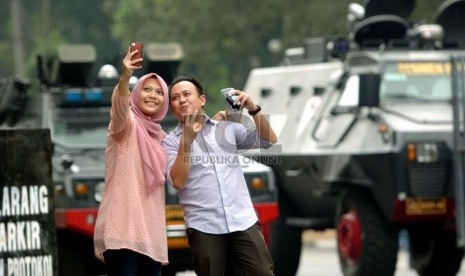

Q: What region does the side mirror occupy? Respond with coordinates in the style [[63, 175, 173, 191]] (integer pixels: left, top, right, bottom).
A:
[[359, 73, 380, 107], [60, 154, 74, 170]]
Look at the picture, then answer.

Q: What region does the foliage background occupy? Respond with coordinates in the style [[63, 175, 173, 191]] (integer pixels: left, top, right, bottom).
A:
[[1, 0, 447, 115]]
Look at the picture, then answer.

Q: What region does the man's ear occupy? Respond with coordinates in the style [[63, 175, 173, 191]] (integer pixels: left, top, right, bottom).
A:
[[200, 94, 206, 107]]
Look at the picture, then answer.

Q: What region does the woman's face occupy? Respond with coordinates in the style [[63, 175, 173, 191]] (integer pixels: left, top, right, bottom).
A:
[[139, 77, 165, 115]]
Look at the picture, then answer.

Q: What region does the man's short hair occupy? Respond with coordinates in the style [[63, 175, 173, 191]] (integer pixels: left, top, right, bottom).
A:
[[169, 76, 205, 96]]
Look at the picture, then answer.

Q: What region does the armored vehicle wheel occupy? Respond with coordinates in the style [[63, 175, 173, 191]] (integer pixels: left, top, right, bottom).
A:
[[270, 189, 302, 276], [336, 188, 398, 276], [408, 227, 464, 276], [270, 218, 302, 276]]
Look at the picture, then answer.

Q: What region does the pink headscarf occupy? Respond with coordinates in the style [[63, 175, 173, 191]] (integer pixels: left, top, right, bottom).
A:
[[129, 73, 169, 193]]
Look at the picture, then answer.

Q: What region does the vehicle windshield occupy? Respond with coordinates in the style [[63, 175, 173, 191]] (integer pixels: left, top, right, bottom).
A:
[[380, 61, 452, 102], [161, 111, 179, 134], [52, 107, 110, 149], [52, 107, 178, 150]]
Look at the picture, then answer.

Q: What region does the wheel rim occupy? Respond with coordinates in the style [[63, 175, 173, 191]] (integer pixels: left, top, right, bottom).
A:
[[337, 208, 362, 263]]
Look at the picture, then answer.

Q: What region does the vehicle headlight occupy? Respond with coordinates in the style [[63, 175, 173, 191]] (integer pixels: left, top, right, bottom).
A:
[[74, 181, 90, 197], [72, 180, 105, 203], [244, 174, 275, 202], [407, 142, 440, 163], [94, 181, 105, 202], [251, 177, 266, 190]]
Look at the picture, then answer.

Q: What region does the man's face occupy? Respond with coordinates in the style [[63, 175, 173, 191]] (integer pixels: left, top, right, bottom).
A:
[[169, 81, 205, 122]]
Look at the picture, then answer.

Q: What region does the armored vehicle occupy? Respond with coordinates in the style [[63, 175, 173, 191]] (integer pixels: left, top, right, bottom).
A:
[[244, 0, 465, 275], [1, 43, 278, 275]]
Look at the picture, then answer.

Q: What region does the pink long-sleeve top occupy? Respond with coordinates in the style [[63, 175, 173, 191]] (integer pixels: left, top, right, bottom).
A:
[[93, 89, 168, 264]]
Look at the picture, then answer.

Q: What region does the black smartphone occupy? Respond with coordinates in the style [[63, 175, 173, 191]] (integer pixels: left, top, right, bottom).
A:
[[130, 42, 143, 66], [221, 88, 241, 110]]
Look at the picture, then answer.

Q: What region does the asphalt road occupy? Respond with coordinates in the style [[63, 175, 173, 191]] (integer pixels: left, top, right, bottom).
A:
[[296, 239, 424, 276], [177, 230, 465, 276], [295, 230, 465, 276]]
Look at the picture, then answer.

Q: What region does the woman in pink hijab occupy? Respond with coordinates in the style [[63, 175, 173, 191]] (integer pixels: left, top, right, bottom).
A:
[[94, 44, 169, 276]]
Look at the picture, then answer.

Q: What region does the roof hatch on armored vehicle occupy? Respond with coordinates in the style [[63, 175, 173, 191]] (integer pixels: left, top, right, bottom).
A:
[[57, 44, 96, 87], [435, 0, 465, 47], [349, 0, 415, 48], [351, 16, 409, 47], [143, 43, 184, 83], [363, 0, 415, 19]]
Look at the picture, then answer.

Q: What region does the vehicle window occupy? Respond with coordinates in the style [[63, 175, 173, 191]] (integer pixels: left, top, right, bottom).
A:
[[380, 62, 452, 102], [337, 75, 359, 107], [53, 107, 109, 149]]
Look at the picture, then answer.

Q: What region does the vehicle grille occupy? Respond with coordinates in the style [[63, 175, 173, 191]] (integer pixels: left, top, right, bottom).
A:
[[408, 163, 447, 197]]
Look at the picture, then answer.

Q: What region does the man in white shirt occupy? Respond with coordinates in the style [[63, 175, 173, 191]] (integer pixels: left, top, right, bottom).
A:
[[162, 76, 277, 276]]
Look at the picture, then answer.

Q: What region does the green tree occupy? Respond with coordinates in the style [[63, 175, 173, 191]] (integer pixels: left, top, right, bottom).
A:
[[0, 0, 451, 113], [103, 0, 287, 113], [0, 0, 117, 80], [101, 0, 448, 114]]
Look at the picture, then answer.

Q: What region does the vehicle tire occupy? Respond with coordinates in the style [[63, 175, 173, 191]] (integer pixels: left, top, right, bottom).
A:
[[161, 266, 178, 276], [408, 227, 464, 276], [336, 187, 398, 276], [57, 230, 106, 276], [58, 242, 87, 276], [270, 189, 302, 276]]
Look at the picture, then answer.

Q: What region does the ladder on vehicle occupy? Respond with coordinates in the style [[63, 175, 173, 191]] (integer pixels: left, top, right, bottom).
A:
[[451, 55, 465, 247]]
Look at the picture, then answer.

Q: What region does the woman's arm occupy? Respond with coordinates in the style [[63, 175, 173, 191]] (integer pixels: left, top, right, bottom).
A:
[[116, 45, 142, 97]]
